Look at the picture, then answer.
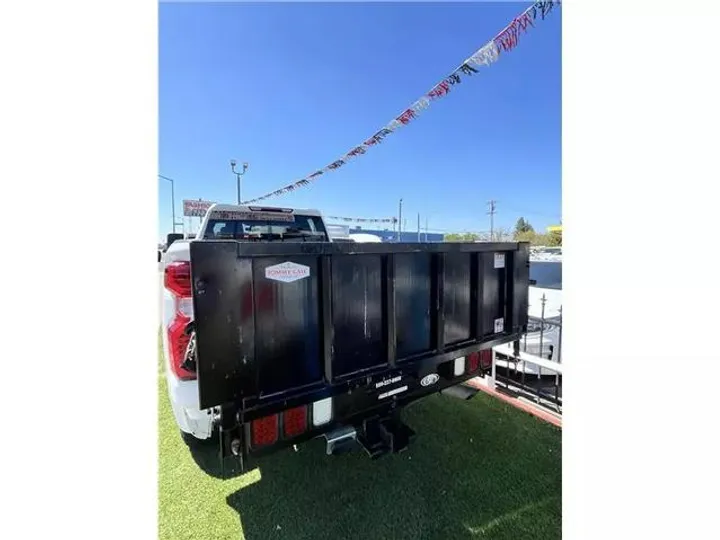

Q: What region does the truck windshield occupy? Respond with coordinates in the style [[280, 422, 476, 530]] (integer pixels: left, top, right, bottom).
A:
[[529, 261, 562, 290], [204, 215, 329, 241]]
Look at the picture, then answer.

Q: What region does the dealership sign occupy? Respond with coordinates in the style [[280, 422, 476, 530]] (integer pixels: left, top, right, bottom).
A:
[[183, 199, 215, 217]]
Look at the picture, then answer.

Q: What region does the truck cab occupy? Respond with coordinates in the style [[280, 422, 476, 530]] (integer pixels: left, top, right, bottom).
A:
[[196, 204, 330, 242]]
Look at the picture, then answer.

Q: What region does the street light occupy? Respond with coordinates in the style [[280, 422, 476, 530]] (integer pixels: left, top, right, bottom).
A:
[[230, 159, 249, 204], [397, 198, 403, 242], [159, 174, 177, 234]]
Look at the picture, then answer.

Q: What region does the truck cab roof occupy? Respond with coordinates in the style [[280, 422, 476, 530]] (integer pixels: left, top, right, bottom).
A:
[[161, 204, 331, 246]]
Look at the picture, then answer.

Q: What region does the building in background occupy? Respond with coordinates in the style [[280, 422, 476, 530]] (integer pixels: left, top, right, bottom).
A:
[[349, 233, 383, 243], [326, 223, 351, 240], [348, 228, 444, 243]]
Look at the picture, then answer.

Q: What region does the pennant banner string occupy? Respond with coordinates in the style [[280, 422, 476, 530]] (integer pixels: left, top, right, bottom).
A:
[[245, 1, 560, 204]]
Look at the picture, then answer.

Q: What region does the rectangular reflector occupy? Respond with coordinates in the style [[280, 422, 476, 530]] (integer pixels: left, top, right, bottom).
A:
[[453, 357, 465, 376], [312, 398, 332, 426]]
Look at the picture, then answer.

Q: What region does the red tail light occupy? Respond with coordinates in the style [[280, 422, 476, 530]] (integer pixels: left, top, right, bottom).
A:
[[164, 261, 192, 297], [167, 313, 195, 380], [283, 406, 307, 438], [252, 415, 279, 448], [164, 261, 196, 380], [467, 352, 480, 372], [479, 349, 493, 370]]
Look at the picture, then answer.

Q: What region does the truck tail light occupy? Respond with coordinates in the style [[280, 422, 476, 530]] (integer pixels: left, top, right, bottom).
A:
[[167, 313, 195, 380], [312, 398, 332, 427], [467, 352, 480, 372], [251, 414, 279, 448], [479, 349, 493, 370], [164, 261, 192, 297], [164, 261, 196, 380], [283, 406, 307, 438]]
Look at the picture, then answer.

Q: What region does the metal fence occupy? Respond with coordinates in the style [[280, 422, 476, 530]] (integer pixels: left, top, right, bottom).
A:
[[492, 293, 563, 414]]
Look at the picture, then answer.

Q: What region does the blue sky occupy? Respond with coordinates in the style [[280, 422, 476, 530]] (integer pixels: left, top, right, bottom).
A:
[[159, 2, 561, 239]]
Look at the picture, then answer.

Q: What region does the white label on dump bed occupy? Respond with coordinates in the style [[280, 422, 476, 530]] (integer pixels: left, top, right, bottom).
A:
[[378, 385, 408, 400], [375, 376, 402, 389], [265, 261, 310, 283], [494, 253, 505, 269], [494, 318, 504, 333]]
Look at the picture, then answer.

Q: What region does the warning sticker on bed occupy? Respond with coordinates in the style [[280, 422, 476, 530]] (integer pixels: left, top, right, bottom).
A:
[[494, 318, 504, 333], [494, 253, 505, 269], [265, 261, 310, 283]]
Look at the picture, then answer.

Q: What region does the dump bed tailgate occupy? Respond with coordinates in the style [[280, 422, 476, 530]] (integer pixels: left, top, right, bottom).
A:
[[190, 241, 529, 410]]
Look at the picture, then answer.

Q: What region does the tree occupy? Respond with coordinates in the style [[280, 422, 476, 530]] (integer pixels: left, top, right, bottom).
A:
[[444, 232, 479, 242], [514, 217, 534, 236], [514, 230, 538, 244], [548, 229, 562, 246], [513, 230, 562, 246], [490, 227, 512, 242]]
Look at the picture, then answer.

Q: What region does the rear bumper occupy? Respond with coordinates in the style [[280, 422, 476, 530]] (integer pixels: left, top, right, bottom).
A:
[[165, 373, 214, 440], [218, 352, 495, 466]]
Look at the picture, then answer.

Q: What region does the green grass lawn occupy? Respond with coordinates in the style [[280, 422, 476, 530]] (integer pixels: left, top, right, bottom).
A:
[[159, 343, 561, 540]]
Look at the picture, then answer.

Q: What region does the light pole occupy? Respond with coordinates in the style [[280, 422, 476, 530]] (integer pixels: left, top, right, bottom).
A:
[[159, 174, 177, 233], [397, 198, 403, 242], [230, 160, 249, 204]]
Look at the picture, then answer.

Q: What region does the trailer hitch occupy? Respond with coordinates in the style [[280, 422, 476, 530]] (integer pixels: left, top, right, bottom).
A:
[[356, 413, 416, 459]]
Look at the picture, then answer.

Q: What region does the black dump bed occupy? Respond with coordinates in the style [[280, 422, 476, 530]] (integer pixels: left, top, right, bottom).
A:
[[189, 241, 529, 410]]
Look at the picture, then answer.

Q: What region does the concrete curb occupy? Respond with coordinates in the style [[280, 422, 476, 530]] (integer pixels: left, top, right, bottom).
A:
[[466, 377, 562, 429]]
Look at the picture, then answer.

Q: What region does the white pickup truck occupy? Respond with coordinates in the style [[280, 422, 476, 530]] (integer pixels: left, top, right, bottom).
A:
[[161, 204, 333, 444]]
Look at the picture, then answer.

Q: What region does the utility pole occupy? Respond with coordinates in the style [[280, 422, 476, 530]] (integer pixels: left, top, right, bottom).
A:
[[487, 199, 497, 241], [230, 159, 249, 204], [397, 198, 403, 242]]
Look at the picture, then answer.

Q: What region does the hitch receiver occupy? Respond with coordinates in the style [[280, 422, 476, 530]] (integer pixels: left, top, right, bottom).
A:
[[356, 414, 416, 459]]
